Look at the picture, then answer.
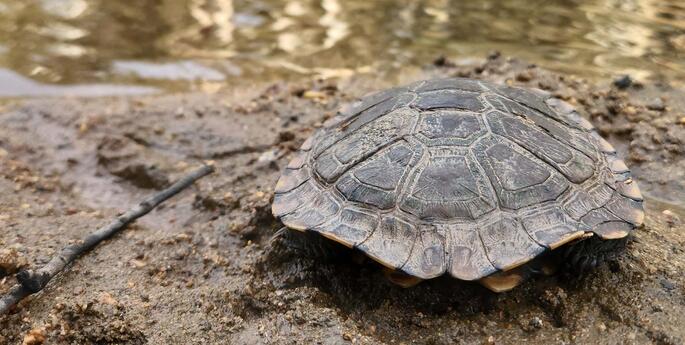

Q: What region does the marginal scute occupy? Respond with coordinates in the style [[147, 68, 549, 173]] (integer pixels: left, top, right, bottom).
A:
[[520, 208, 589, 248], [272, 180, 317, 217], [280, 190, 340, 231], [341, 85, 407, 118], [607, 157, 629, 173], [479, 217, 545, 271], [495, 85, 553, 117], [573, 115, 595, 131], [580, 207, 622, 228], [323, 115, 345, 128], [593, 221, 633, 239], [400, 227, 447, 279], [274, 168, 309, 193], [545, 97, 575, 115], [617, 180, 643, 201], [604, 194, 645, 226], [313, 207, 379, 247], [590, 132, 616, 154], [357, 216, 416, 269], [446, 227, 497, 280], [286, 151, 307, 170], [561, 182, 614, 220], [300, 136, 315, 151]]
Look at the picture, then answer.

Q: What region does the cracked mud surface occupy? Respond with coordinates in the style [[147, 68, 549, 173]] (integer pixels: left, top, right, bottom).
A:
[[1, 55, 684, 344]]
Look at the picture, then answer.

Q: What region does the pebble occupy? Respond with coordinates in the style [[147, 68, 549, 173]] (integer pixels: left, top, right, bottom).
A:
[[516, 70, 533, 82], [613, 75, 632, 89], [662, 210, 681, 226], [660, 279, 676, 291], [622, 105, 637, 116], [302, 90, 327, 100], [257, 149, 278, 163], [22, 328, 46, 345], [646, 98, 665, 111], [99, 292, 119, 306], [678, 116, 685, 125], [529, 317, 543, 329], [598, 323, 607, 332]]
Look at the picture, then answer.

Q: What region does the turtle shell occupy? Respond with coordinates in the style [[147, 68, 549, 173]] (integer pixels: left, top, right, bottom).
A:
[[272, 78, 644, 283]]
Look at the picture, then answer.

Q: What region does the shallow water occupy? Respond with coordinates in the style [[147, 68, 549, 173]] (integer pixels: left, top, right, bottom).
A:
[[0, 0, 684, 97]]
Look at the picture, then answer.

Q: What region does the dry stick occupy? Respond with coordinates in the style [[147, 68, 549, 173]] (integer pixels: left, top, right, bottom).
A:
[[0, 164, 215, 315]]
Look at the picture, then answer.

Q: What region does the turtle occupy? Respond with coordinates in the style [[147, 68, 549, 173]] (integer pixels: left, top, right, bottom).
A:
[[271, 77, 644, 292]]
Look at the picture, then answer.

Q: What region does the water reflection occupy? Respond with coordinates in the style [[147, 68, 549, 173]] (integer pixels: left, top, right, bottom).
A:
[[0, 0, 683, 97], [0, 68, 157, 97]]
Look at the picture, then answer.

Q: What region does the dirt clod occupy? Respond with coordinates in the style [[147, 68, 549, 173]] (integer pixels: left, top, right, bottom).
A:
[[0, 248, 28, 277], [22, 328, 46, 345]]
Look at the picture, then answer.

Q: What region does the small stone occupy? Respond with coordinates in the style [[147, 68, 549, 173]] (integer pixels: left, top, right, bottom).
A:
[[662, 210, 680, 226], [487, 51, 501, 60], [22, 328, 46, 345], [302, 90, 327, 100], [0, 248, 29, 276], [598, 323, 607, 332], [342, 333, 352, 341], [485, 335, 496, 344], [529, 316, 543, 329], [678, 116, 685, 125], [433, 55, 454, 67], [516, 70, 533, 82], [660, 279, 676, 291], [646, 98, 665, 111], [130, 259, 147, 268], [257, 150, 278, 163], [613, 75, 632, 89], [99, 292, 118, 306], [622, 106, 637, 116]]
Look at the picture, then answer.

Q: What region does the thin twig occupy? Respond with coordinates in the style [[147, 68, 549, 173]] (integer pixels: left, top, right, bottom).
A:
[[0, 164, 215, 315]]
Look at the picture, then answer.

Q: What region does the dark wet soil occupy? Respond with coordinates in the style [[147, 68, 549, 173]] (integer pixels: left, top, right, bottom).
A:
[[1, 55, 684, 345]]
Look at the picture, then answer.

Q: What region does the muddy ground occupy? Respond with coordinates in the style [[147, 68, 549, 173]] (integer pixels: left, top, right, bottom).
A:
[[0, 55, 684, 345]]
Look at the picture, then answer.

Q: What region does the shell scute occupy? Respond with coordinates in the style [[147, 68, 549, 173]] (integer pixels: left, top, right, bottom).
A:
[[273, 78, 644, 284]]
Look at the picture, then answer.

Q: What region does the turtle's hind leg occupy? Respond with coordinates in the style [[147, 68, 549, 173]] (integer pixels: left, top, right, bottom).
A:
[[383, 269, 424, 288], [558, 235, 629, 276]]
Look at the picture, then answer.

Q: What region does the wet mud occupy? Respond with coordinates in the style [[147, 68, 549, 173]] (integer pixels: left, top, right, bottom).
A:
[[0, 55, 684, 344]]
